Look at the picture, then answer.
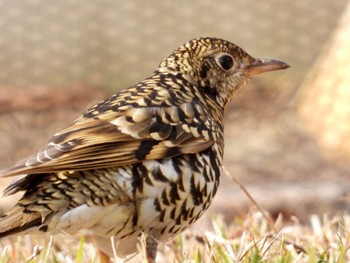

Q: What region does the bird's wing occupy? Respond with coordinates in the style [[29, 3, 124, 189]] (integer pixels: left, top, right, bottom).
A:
[[0, 103, 217, 177]]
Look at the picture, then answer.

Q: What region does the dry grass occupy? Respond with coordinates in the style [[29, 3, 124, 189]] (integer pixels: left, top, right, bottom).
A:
[[163, 211, 350, 263], [0, 210, 348, 262]]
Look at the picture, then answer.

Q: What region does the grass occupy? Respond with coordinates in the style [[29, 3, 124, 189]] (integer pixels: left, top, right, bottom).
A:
[[0, 211, 348, 262]]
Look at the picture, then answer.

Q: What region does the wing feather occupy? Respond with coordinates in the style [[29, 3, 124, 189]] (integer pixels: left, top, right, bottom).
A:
[[0, 104, 216, 177]]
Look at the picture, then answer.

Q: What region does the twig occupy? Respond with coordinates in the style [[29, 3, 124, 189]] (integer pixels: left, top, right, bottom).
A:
[[222, 166, 276, 232]]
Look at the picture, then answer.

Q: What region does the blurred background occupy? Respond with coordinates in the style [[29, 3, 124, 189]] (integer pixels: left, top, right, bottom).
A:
[[0, 0, 349, 223]]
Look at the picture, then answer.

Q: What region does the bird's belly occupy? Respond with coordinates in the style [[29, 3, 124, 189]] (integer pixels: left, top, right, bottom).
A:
[[132, 153, 220, 240], [54, 152, 220, 253]]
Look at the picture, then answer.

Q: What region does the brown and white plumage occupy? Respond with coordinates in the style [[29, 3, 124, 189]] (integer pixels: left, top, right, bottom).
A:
[[0, 37, 289, 261]]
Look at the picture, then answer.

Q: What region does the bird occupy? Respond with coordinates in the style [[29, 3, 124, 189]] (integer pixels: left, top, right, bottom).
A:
[[0, 37, 289, 262]]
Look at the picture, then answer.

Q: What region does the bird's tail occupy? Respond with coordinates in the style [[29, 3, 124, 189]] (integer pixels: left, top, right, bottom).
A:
[[0, 206, 41, 238]]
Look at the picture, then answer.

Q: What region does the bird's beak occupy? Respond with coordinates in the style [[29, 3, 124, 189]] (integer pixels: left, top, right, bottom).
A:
[[243, 58, 290, 76]]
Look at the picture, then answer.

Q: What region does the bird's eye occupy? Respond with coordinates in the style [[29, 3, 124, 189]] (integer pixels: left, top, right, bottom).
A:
[[217, 55, 234, 70]]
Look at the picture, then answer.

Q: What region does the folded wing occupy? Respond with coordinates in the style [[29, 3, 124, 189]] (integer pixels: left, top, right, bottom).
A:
[[0, 103, 216, 177]]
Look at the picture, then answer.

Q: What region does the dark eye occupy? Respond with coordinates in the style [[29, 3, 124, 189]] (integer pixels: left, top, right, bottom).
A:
[[217, 55, 234, 70]]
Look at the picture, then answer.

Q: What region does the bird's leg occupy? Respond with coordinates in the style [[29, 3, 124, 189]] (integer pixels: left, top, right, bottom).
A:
[[145, 236, 158, 263]]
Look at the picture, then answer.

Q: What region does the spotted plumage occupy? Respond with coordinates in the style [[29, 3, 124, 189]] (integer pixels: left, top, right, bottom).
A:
[[0, 37, 289, 261]]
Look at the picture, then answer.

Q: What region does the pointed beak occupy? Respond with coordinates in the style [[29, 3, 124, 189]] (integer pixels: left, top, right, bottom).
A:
[[244, 58, 290, 76]]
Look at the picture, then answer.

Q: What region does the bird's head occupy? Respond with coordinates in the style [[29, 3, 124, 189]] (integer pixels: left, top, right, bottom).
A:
[[158, 37, 289, 108]]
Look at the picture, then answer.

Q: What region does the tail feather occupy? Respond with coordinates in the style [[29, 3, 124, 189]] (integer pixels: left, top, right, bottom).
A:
[[0, 207, 42, 238]]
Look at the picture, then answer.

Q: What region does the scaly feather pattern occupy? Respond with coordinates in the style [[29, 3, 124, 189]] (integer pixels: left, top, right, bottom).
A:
[[0, 37, 289, 261]]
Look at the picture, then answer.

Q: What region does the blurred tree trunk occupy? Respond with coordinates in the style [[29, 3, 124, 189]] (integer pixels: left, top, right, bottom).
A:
[[297, 0, 350, 159]]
